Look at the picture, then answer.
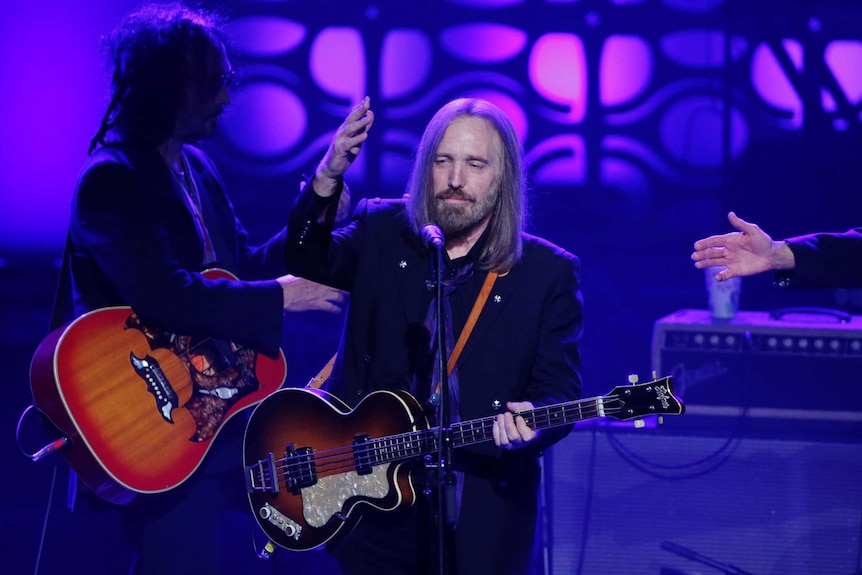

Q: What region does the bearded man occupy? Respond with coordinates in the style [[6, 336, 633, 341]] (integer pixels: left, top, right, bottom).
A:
[[285, 97, 583, 575]]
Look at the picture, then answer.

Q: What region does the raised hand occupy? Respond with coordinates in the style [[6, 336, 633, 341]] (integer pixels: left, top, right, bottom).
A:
[[313, 96, 375, 198]]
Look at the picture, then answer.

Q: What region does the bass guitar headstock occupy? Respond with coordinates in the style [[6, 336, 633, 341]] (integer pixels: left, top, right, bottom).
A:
[[605, 374, 684, 427]]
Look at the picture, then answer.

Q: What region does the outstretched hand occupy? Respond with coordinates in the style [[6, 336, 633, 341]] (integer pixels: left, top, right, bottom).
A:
[[691, 212, 790, 280], [313, 97, 374, 198]]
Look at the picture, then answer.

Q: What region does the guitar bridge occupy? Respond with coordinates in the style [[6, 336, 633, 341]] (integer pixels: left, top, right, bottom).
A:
[[245, 452, 279, 494], [129, 352, 178, 424]]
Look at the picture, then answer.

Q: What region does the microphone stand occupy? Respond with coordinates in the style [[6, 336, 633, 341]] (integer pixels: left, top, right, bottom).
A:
[[661, 541, 756, 575], [429, 239, 456, 575]]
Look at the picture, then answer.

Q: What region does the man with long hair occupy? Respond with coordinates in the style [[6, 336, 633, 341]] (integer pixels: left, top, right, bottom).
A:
[[286, 98, 583, 574], [47, 3, 369, 573]]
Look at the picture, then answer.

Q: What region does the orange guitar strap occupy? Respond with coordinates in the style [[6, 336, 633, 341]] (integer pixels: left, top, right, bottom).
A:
[[307, 353, 337, 389], [446, 270, 499, 378], [307, 271, 499, 391]]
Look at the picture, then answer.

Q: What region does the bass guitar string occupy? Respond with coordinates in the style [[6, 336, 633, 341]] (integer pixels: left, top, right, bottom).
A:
[[267, 397, 621, 486]]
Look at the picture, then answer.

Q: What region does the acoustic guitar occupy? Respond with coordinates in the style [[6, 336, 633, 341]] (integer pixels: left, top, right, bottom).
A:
[[29, 268, 286, 504]]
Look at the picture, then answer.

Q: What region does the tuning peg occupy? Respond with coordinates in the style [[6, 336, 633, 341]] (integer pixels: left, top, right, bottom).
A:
[[651, 370, 658, 379], [633, 419, 645, 428], [627, 374, 639, 384], [658, 416, 664, 425]]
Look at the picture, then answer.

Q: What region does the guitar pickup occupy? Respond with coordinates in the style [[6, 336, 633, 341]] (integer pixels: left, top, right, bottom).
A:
[[284, 445, 316, 494]]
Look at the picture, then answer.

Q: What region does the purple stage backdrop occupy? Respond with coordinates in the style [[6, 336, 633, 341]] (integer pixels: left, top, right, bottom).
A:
[[2, 1, 862, 573]]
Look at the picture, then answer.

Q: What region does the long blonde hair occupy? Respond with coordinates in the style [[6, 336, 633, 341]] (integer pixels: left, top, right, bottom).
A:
[[405, 98, 527, 272]]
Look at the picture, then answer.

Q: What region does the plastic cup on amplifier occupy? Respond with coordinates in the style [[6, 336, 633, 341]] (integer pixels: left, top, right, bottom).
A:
[[705, 266, 741, 320]]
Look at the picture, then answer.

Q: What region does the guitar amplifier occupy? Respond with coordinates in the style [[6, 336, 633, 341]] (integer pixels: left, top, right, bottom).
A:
[[651, 308, 862, 440]]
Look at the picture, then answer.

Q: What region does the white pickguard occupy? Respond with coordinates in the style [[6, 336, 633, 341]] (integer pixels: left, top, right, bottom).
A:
[[301, 464, 396, 528]]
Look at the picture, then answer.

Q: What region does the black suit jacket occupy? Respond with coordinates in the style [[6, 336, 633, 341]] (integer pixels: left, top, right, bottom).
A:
[[48, 141, 292, 569], [65, 143, 286, 355], [781, 229, 862, 288], [286, 192, 583, 574]]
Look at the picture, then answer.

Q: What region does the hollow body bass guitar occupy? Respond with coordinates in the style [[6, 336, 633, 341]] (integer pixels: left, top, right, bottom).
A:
[[243, 376, 683, 551]]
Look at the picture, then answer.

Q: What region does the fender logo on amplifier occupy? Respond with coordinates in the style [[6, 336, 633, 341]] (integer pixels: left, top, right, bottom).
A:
[[651, 309, 862, 439]]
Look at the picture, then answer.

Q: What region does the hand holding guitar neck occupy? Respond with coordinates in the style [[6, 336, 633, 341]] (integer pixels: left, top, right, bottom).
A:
[[243, 376, 684, 551]]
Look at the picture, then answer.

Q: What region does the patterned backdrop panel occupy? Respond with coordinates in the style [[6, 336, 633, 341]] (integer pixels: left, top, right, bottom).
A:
[[200, 0, 862, 382], [209, 0, 861, 206]]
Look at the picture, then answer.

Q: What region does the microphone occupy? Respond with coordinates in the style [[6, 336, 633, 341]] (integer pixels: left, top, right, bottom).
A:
[[420, 223, 444, 248]]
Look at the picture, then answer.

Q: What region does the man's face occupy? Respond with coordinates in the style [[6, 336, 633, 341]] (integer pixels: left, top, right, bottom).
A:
[[430, 115, 503, 240], [173, 41, 233, 143]]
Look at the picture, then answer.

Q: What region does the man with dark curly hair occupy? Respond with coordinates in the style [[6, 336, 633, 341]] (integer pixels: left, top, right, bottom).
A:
[[41, 3, 371, 573]]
